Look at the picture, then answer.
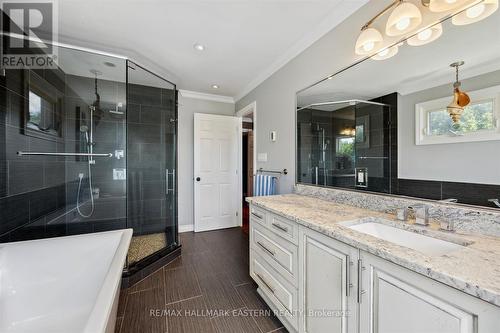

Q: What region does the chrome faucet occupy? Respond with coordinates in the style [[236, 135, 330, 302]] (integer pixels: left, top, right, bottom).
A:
[[394, 203, 455, 231], [488, 199, 500, 208], [408, 204, 429, 226], [439, 198, 458, 203]]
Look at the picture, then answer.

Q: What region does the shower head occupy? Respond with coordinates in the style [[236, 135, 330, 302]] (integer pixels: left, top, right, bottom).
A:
[[80, 125, 89, 143]]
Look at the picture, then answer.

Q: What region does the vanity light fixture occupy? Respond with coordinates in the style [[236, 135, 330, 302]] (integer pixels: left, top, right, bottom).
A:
[[340, 126, 356, 136], [371, 44, 400, 60], [452, 0, 498, 25], [354, 0, 498, 61], [446, 61, 470, 123], [211, 84, 219, 89], [424, 0, 471, 12], [407, 23, 443, 45], [355, 27, 384, 55], [386, 1, 423, 36]]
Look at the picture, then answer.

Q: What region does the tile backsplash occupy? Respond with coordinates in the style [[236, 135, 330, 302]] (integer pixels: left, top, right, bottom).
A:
[[294, 184, 500, 237]]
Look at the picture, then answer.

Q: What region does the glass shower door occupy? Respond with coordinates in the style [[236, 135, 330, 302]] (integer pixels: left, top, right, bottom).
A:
[[126, 61, 177, 268]]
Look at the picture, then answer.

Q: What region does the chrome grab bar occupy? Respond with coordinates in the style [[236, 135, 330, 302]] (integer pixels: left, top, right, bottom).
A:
[[17, 151, 112, 157]]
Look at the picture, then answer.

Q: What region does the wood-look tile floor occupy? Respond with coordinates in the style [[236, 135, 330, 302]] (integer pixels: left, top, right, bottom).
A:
[[116, 227, 287, 333]]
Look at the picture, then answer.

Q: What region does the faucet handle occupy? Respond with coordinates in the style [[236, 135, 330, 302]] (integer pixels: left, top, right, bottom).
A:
[[408, 204, 429, 226], [439, 219, 455, 232], [395, 207, 408, 221]]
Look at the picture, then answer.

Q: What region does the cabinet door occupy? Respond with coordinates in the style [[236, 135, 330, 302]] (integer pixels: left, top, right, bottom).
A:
[[359, 251, 500, 333], [299, 226, 359, 333]]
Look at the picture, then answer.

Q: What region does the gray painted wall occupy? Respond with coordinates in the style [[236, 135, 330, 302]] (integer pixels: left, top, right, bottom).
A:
[[178, 94, 235, 227], [398, 70, 500, 185], [235, 2, 391, 193]]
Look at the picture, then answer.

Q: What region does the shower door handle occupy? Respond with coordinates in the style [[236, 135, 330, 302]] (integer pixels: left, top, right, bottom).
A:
[[166, 169, 175, 194]]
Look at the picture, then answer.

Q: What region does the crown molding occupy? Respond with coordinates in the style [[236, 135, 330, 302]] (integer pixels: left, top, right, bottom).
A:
[[179, 89, 235, 104], [234, 0, 369, 102]]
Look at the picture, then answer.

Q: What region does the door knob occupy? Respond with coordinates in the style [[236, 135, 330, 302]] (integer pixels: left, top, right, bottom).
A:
[[196, 177, 201, 181]]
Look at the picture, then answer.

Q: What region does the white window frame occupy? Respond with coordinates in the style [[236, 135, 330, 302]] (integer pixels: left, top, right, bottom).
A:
[[415, 85, 500, 145]]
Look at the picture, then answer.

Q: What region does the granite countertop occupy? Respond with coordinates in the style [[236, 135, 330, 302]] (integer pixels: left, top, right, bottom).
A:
[[247, 194, 500, 307]]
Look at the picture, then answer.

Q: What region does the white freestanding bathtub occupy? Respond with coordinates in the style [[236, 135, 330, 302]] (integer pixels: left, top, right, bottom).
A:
[[0, 229, 133, 333]]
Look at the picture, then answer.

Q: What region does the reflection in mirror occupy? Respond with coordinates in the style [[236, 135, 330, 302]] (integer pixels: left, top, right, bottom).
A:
[[296, 2, 500, 208], [297, 98, 394, 193]]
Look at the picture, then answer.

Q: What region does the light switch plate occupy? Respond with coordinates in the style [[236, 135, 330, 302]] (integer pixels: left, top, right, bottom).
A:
[[257, 153, 268, 162], [113, 168, 126, 180]]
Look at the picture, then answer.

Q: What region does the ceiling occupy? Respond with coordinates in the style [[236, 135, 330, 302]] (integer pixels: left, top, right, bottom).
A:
[[56, 0, 368, 99], [298, 5, 500, 107]]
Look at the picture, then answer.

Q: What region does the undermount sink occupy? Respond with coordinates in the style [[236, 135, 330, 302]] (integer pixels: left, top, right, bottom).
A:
[[347, 221, 466, 256]]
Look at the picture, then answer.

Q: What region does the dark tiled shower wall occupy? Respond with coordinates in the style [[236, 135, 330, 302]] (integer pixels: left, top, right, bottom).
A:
[[0, 68, 69, 241], [127, 83, 175, 236], [0, 67, 128, 242]]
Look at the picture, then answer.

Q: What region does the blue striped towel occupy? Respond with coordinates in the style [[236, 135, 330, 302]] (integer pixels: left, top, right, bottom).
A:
[[254, 174, 277, 196]]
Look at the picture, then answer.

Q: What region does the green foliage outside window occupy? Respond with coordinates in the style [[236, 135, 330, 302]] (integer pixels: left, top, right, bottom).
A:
[[428, 101, 495, 135]]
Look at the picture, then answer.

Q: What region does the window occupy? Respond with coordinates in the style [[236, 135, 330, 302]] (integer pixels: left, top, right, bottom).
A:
[[427, 100, 495, 136], [416, 85, 500, 145], [24, 70, 63, 140], [28, 90, 43, 126], [336, 137, 355, 157]]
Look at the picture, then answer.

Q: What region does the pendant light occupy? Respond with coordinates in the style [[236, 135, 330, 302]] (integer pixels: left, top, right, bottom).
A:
[[407, 23, 443, 46], [371, 44, 400, 60], [355, 27, 384, 55], [447, 61, 470, 123], [386, 1, 423, 36], [427, 0, 471, 12], [452, 0, 498, 25]]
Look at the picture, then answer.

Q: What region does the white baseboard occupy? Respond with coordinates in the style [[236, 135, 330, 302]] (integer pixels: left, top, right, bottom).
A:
[[179, 224, 194, 233]]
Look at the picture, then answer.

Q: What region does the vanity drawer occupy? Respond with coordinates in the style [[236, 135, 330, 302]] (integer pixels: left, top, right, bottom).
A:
[[250, 249, 298, 329], [251, 223, 298, 285], [268, 213, 298, 245], [250, 205, 267, 227]]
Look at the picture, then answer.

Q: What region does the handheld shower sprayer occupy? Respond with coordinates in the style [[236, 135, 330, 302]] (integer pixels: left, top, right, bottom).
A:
[[80, 125, 89, 144], [76, 107, 96, 218]]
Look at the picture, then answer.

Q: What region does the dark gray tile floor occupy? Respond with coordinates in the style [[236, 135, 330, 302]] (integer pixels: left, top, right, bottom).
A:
[[116, 227, 286, 333]]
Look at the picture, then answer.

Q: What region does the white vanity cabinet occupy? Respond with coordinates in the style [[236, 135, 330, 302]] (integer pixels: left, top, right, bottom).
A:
[[249, 204, 500, 333], [298, 226, 359, 333], [358, 251, 500, 333], [249, 207, 300, 332]]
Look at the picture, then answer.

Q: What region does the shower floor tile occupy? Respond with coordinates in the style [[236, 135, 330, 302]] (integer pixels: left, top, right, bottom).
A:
[[116, 227, 286, 333], [127, 232, 166, 264]]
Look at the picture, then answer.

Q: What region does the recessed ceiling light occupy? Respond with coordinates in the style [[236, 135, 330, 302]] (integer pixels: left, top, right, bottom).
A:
[[211, 84, 219, 89], [193, 43, 205, 51]]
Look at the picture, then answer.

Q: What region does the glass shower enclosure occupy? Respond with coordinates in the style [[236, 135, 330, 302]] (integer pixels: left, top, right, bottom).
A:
[[0, 42, 178, 273], [296, 100, 392, 193]]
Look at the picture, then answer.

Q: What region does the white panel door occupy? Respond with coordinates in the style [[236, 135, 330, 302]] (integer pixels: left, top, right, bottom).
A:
[[194, 113, 241, 232]]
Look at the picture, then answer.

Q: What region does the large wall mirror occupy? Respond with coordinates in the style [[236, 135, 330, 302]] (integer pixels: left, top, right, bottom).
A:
[[296, 0, 500, 208]]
